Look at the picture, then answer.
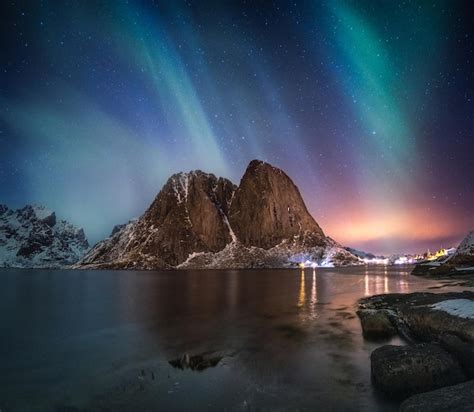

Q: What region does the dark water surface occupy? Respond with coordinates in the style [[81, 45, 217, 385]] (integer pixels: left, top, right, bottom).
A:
[[0, 266, 457, 411]]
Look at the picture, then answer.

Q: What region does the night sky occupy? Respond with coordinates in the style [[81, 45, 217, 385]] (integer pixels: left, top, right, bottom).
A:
[[1, 1, 472, 254]]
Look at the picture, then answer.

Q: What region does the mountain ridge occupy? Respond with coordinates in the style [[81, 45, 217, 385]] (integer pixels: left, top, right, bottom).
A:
[[76, 160, 362, 269], [0, 204, 89, 268]]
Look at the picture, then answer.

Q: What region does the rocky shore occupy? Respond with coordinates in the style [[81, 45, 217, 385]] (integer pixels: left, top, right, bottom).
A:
[[410, 230, 474, 286], [357, 291, 474, 410]]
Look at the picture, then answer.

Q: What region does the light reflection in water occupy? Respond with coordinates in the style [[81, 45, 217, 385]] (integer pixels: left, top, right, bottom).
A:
[[311, 269, 317, 306], [399, 279, 409, 293], [364, 266, 391, 296], [310, 268, 318, 318], [298, 269, 305, 307], [364, 268, 370, 296]]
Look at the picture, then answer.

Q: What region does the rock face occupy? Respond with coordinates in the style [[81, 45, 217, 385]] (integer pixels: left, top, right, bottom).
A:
[[0, 205, 89, 268], [229, 160, 325, 249], [400, 379, 474, 412], [79, 171, 236, 269], [77, 160, 362, 269], [371, 344, 465, 399]]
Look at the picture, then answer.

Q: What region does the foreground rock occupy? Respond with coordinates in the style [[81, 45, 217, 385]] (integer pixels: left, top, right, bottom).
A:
[[371, 344, 465, 398], [76, 160, 362, 269], [359, 291, 474, 342], [400, 379, 474, 412], [440, 333, 474, 379], [358, 292, 474, 403], [0, 205, 89, 268], [356, 309, 396, 339]]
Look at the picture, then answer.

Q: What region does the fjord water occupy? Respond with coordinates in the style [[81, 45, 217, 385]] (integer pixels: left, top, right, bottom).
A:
[[0, 267, 447, 411]]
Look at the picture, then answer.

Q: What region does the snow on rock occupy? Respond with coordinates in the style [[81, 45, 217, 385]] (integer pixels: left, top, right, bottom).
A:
[[178, 237, 362, 270], [455, 230, 474, 256], [0, 204, 89, 268], [76, 160, 363, 270], [447, 230, 474, 266], [431, 299, 474, 319]]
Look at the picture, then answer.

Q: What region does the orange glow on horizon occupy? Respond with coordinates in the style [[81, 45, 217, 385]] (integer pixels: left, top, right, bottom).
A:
[[321, 206, 465, 246]]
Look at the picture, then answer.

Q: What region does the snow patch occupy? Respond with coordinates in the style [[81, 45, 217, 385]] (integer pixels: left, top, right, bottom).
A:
[[430, 299, 474, 319], [31, 205, 54, 220]]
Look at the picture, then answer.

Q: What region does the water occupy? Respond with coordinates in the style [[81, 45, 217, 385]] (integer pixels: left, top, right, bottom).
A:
[[0, 266, 457, 411]]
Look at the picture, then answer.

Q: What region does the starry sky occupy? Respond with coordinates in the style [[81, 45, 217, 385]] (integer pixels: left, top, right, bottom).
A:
[[1, 1, 473, 255]]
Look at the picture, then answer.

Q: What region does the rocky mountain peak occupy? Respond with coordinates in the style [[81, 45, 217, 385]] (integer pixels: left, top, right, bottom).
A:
[[457, 230, 474, 255], [229, 160, 325, 249], [77, 160, 359, 269], [450, 230, 474, 265], [0, 204, 89, 268]]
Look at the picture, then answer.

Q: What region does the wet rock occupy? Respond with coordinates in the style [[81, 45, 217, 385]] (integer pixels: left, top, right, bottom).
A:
[[356, 309, 396, 340], [400, 379, 474, 412], [169, 352, 222, 371], [399, 300, 474, 343], [359, 291, 474, 343], [440, 333, 474, 379], [371, 343, 466, 399]]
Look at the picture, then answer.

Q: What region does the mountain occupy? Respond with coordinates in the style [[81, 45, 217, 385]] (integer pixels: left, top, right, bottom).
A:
[[79, 171, 236, 269], [0, 205, 89, 268], [344, 247, 377, 260], [449, 230, 474, 266], [77, 160, 362, 269], [228, 160, 326, 249]]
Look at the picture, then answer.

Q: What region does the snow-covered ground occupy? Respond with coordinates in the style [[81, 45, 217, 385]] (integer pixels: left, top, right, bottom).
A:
[[431, 299, 474, 319]]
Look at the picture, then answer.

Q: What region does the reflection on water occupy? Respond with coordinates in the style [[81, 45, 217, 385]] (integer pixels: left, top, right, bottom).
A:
[[298, 269, 305, 308], [363, 265, 405, 296], [0, 266, 457, 411], [311, 269, 318, 309]]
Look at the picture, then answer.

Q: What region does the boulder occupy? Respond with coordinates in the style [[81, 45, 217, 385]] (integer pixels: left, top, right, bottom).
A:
[[400, 301, 474, 343], [400, 379, 474, 412], [371, 344, 465, 399], [359, 292, 474, 342], [440, 333, 474, 379], [356, 309, 397, 340]]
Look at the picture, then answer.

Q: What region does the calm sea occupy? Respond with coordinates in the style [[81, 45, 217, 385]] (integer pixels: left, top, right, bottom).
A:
[[0, 266, 455, 411]]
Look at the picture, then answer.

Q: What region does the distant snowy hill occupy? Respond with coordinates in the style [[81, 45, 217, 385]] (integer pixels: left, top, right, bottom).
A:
[[0, 205, 89, 268], [449, 230, 474, 266], [344, 247, 377, 260]]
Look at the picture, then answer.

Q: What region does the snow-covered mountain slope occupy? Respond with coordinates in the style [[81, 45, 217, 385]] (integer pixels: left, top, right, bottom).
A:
[[76, 160, 362, 270], [76, 171, 237, 269], [449, 230, 474, 265], [344, 246, 376, 260], [0, 205, 89, 268], [178, 237, 361, 269]]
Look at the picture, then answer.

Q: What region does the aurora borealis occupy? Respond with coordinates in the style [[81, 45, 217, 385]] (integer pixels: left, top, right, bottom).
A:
[[1, 1, 472, 254]]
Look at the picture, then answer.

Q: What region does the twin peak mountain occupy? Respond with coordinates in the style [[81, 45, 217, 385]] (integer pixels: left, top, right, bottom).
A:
[[79, 160, 361, 269]]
